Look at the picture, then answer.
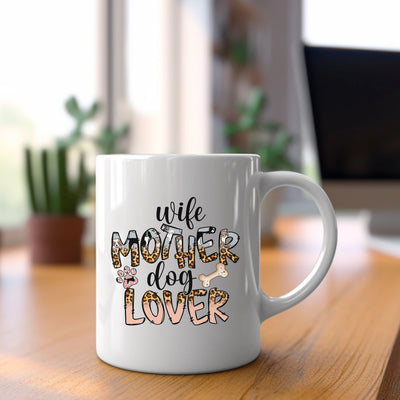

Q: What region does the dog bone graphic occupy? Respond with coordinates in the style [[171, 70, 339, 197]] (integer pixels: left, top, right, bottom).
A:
[[199, 263, 228, 288]]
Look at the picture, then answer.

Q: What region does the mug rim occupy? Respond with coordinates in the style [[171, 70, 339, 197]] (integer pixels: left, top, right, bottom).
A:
[[96, 153, 260, 160]]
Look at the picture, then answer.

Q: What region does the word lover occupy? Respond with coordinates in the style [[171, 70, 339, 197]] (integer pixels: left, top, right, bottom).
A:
[[124, 287, 229, 326]]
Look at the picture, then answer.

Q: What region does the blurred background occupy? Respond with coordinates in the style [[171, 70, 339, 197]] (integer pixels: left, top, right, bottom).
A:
[[1, 0, 400, 257]]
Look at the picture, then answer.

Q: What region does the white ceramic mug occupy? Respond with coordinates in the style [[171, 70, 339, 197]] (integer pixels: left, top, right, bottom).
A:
[[96, 154, 337, 374]]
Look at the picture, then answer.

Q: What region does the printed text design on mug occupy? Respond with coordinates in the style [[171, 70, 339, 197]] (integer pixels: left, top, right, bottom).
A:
[[111, 197, 240, 326]]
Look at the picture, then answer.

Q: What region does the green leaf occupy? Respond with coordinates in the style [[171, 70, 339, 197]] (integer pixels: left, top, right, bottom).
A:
[[85, 102, 100, 119], [56, 144, 70, 213], [238, 114, 256, 131], [41, 149, 51, 213], [116, 124, 129, 138], [247, 89, 265, 113], [95, 124, 130, 154], [75, 152, 89, 206], [24, 147, 38, 213], [229, 39, 252, 66], [65, 97, 80, 118], [262, 122, 281, 132], [223, 123, 241, 137], [226, 146, 242, 154]]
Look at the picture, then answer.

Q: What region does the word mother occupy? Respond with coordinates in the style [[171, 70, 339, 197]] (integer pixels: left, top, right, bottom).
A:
[[111, 224, 240, 271]]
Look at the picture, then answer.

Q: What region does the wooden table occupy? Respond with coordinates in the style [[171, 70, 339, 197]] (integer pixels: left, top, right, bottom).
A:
[[1, 216, 399, 399]]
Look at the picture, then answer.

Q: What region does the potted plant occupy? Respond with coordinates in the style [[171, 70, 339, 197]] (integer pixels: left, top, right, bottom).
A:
[[223, 88, 294, 169], [223, 88, 295, 240], [25, 97, 129, 264], [24, 98, 98, 264], [25, 144, 89, 264]]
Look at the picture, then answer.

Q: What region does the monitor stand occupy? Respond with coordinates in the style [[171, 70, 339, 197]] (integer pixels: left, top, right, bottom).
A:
[[367, 211, 400, 258]]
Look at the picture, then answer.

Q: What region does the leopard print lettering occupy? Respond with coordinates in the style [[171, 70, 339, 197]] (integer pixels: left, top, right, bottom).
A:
[[125, 288, 134, 305], [112, 231, 140, 269], [198, 246, 218, 263], [219, 229, 240, 265], [124, 288, 145, 325], [208, 287, 229, 323], [160, 224, 183, 260], [163, 290, 186, 324], [142, 290, 164, 324], [197, 226, 218, 263], [174, 235, 196, 268], [187, 289, 208, 325], [140, 228, 161, 264]]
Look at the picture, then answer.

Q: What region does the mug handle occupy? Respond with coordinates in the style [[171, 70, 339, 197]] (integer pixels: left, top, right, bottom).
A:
[[256, 171, 337, 321]]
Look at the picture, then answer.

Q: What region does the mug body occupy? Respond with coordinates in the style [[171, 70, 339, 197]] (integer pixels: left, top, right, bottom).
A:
[[96, 154, 262, 374]]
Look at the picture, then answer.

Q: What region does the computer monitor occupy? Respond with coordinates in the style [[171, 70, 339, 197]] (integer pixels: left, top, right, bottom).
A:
[[303, 45, 400, 209], [302, 44, 400, 255]]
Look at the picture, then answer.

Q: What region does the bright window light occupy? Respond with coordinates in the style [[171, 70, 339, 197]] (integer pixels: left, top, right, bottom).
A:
[[126, 0, 161, 115], [0, 0, 97, 227], [303, 0, 400, 51]]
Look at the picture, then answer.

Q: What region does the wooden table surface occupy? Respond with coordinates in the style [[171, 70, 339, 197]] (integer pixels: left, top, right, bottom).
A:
[[1, 216, 399, 400]]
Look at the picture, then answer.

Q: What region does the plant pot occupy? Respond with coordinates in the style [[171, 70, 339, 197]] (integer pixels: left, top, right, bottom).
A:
[[27, 214, 85, 264]]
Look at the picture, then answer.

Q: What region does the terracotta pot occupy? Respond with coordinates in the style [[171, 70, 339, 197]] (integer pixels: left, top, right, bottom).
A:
[[28, 214, 85, 264]]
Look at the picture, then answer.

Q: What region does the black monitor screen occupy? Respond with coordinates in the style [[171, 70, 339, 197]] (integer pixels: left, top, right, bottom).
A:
[[304, 45, 400, 180]]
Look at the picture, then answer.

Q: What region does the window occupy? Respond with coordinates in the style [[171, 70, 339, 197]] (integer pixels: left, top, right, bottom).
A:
[[303, 0, 400, 51], [0, 0, 97, 228], [125, 0, 212, 154]]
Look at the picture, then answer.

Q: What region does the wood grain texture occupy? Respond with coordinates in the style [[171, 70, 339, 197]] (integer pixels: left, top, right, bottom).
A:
[[0, 216, 399, 400], [377, 326, 400, 400]]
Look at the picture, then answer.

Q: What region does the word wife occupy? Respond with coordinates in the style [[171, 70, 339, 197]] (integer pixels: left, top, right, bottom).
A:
[[156, 196, 205, 229]]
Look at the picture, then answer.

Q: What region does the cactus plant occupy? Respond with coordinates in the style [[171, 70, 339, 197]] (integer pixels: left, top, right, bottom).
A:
[[24, 97, 95, 215], [95, 124, 129, 154], [24, 96, 130, 215], [24, 96, 130, 264], [62, 97, 99, 148], [63, 95, 129, 154], [24, 144, 89, 215]]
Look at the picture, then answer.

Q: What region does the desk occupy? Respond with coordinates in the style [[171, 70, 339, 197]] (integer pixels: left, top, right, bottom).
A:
[[0, 216, 399, 399]]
